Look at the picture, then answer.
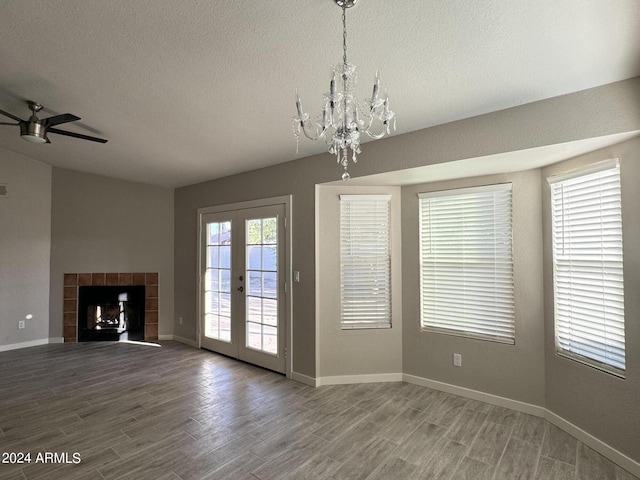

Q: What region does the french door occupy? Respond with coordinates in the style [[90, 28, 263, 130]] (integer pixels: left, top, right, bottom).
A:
[[199, 203, 287, 374]]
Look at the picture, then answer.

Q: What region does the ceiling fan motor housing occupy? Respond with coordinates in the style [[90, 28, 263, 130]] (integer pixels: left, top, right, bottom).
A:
[[20, 119, 47, 143]]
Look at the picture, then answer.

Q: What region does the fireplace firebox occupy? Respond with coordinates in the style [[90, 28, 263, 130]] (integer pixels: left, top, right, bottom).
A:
[[78, 285, 145, 342]]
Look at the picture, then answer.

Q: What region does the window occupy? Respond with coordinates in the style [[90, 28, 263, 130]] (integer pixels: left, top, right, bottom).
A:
[[340, 195, 391, 329], [548, 160, 625, 376], [419, 184, 514, 343]]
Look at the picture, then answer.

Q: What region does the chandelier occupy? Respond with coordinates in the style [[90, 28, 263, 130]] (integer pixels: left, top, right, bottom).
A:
[[292, 0, 396, 180]]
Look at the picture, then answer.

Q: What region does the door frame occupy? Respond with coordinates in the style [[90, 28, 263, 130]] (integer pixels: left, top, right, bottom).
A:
[[197, 195, 293, 378]]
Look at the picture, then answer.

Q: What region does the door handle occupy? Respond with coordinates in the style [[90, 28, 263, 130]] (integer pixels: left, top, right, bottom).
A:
[[238, 286, 244, 292]]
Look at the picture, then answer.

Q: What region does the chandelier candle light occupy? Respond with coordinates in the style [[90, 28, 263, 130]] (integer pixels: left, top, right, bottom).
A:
[[292, 0, 396, 180]]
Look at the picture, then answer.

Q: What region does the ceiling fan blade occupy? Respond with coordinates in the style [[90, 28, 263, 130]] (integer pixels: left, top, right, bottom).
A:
[[0, 108, 23, 123], [0, 121, 19, 126], [48, 127, 108, 143], [44, 113, 81, 127]]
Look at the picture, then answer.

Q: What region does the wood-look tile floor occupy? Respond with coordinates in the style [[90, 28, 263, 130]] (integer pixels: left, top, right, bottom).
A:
[[0, 341, 636, 480]]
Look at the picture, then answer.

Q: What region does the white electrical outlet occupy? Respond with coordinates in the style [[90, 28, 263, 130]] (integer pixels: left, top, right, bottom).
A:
[[18, 320, 25, 329], [453, 353, 462, 367], [179, 316, 183, 325]]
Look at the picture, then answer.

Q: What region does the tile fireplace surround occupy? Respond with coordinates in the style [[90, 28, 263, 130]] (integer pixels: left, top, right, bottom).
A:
[[63, 272, 159, 342]]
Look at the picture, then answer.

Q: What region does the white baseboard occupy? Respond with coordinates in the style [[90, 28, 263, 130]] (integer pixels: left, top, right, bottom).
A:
[[403, 374, 546, 417], [290, 371, 317, 387], [545, 410, 640, 478], [49, 337, 64, 344], [0, 338, 54, 352], [317, 373, 403, 387], [158, 334, 199, 348]]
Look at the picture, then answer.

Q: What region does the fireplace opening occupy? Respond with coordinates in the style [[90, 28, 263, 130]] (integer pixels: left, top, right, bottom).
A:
[[78, 285, 145, 342]]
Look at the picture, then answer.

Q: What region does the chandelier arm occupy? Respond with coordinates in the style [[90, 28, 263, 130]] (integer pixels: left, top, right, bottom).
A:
[[360, 106, 387, 133], [358, 111, 375, 132], [299, 121, 328, 142], [363, 123, 389, 140]]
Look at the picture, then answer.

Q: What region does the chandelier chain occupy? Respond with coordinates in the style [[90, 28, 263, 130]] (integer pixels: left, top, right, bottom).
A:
[[342, 5, 348, 65]]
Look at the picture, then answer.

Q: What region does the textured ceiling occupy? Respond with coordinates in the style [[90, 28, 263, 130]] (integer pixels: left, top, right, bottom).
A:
[[0, 0, 639, 188]]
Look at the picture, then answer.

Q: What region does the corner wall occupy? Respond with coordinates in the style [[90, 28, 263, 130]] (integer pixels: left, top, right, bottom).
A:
[[0, 149, 52, 348], [49, 168, 175, 340]]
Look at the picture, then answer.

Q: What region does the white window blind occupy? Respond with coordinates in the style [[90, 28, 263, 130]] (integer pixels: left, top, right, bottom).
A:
[[548, 160, 625, 376], [419, 184, 514, 343], [340, 194, 391, 329]]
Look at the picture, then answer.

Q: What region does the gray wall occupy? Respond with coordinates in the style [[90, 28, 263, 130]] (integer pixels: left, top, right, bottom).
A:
[[174, 160, 334, 378], [0, 149, 52, 347], [174, 77, 640, 382], [542, 138, 640, 461], [49, 167, 175, 338], [317, 185, 402, 378], [402, 170, 546, 406]]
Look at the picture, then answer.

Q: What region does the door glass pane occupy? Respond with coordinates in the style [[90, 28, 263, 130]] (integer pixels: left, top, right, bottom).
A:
[[262, 325, 278, 354], [207, 271, 219, 292], [204, 220, 232, 343], [205, 313, 219, 339], [247, 296, 262, 323], [262, 245, 277, 271], [220, 245, 231, 269], [220, 316, 231, 342], [247, 321, 262, 350], [263, 298, 278, 326], [209, 223, 220, 244], [262, 218, 277, 244], [220, 269, 231, 292], [262, 272, 277, 298], [247, 246, 261, 270], [248, 271, 262, 296], [220, 293, 231, 317], [247, 219, 262, 242], [207, 246, 219, 268], [245, 216, 279, 355]]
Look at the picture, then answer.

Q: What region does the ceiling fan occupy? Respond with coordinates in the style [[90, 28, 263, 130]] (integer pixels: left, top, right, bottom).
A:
[[0, 100, 107, 144]]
